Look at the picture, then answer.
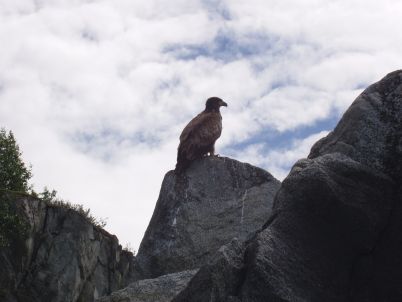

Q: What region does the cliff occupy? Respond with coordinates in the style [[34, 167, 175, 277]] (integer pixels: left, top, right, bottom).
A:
[[0, 192, 139, 302]]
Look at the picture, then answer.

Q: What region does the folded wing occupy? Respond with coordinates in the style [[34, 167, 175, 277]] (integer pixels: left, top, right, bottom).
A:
[[176, 112, 222, 172]]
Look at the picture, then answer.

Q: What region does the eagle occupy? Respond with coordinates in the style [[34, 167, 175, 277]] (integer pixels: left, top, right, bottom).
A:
[[175, 97, 228, 173]]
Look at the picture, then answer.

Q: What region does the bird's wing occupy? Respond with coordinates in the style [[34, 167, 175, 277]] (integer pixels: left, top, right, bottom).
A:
[[180, 112, 221, 144], [179, 112, 222, 159], [180, 113, 203, 142]]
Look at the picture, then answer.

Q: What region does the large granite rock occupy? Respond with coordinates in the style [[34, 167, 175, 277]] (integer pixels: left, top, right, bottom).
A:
[[136, 156, 281, 278], [173, 71, 402, 302], [0, 192, 138, 302], [96, 270, 197, 302]]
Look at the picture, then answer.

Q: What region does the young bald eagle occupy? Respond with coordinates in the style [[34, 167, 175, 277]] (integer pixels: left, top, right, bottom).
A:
[[175, 97, 228, 173]]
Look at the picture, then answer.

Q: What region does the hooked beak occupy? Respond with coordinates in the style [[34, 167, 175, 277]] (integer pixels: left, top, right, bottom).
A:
[[220, 100, 228, 107]]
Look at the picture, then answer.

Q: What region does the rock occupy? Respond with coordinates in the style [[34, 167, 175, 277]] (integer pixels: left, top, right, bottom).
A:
[[96, 270, 197, 302], [239, 71, 402, 301], [172, 238, 246, 302], [0, 192, 139, 302], [136, 156, 281, 278], [170, 70, 402, 302]]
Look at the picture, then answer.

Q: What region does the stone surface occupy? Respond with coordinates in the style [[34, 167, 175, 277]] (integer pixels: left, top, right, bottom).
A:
[[172, 70, 402, 302], [172, 239, 246, 302], [0, 193, 139, 302], [136, 156, 280, 278], [240, 71, 402, 301], [96, 270, 197, 302]]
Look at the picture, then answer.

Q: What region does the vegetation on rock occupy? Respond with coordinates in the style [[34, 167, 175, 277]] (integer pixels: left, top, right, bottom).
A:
[[0, 128, 31, 247], [39, 187, 107, 228], [0, 190, 28, 248], [0, 127, 106, 248], [0, 128, 32, 192]]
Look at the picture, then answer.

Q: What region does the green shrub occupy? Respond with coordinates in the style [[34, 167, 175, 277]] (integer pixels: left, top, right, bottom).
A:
[[0, 129, 106, 246], [39, 187, 107, 228], [0, 128, 32, 192], [0, 191, 28, 248]]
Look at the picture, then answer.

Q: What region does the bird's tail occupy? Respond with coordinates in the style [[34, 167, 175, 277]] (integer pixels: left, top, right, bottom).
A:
[[175, 157, 191, 174], [175, 161, 189, 174], [175, 145, 191, 174]]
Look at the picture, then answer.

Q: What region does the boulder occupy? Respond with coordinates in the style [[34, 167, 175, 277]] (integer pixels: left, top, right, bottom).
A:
[[136, 156, 281, 278], [96, 270, 197, 302]]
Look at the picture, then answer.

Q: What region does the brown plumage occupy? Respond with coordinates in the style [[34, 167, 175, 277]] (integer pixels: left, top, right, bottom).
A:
[[175, 97, 228, 173]]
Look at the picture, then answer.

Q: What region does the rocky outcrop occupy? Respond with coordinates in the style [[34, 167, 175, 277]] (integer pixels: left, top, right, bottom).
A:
[[96, 270, 197, 302], [0, 192, 138, 302], [135, 157, 281, 279], [173, 71, 402, 302]]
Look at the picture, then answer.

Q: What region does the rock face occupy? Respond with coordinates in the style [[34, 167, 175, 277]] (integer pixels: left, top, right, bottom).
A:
[[0, 193, 138, 302], [172, 239, 246, 302], [173, 71, 402, 302], [96, 270, 197, 302], [136, 156, 281, 278]]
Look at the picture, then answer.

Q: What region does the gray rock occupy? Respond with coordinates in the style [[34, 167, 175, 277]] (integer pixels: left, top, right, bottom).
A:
[[0, 194, 139, 302], [96, 270, 197, 302], [172, 238, 246, 302], [136, 156, 281, 278], [171, 70, 402, 302], [239, 70, 402, 301]]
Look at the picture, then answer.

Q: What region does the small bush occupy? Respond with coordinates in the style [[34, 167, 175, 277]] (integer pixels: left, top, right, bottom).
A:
[[39, 187, 107, 228], [123, 242, 136, 255]]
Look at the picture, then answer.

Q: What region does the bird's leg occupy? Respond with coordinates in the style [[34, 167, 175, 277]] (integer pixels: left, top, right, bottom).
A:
[[209, 145, 215, 156], [209, 144, 220, 157]]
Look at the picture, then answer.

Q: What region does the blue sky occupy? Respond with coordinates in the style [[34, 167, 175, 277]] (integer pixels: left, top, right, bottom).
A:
[[1, 0, 401, 250]]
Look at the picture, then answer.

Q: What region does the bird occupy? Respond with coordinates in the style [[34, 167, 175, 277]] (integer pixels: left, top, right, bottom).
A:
[[175, 97, 228, 173]]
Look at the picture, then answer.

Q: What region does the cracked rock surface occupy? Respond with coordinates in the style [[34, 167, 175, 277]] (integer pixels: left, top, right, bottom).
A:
[[172, 238, 246, 302], [0, 194, 139, 302], [136, 157, 281, 279], [96, 270, 197, 302]]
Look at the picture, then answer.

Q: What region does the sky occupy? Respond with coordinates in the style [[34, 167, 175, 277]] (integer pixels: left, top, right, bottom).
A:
[[1, 0, 401, 251]]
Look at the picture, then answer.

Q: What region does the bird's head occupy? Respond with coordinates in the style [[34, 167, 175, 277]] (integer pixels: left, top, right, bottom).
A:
[[205, 97, 228, 112]]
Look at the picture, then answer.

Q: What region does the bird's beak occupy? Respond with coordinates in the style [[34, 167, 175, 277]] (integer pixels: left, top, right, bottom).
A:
[[221, 101, 228, 107]]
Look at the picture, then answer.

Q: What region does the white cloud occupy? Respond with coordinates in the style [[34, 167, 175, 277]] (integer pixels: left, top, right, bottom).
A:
[[230, 131, 330, 180], [0, 0, 401, 250]]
